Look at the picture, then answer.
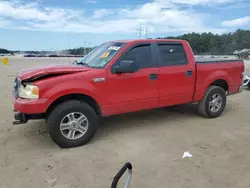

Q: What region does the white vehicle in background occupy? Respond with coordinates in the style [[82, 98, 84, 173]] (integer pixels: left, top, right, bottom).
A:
[[244, 74, 250, 89]]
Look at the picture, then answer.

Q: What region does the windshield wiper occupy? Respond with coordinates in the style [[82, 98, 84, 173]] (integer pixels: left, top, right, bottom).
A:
[[73, 60, 89, 67]]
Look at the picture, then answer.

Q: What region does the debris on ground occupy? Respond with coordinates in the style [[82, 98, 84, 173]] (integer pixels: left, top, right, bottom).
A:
[[196, 144, 207, 150], [182, 151, 193, 158], [46, 165, 53, 171], [46, 177, 58, 184]]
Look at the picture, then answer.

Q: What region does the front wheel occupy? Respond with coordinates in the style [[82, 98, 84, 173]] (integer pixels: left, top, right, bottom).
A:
[[47, 100, 98, 148], [197, 86, 227, 118]]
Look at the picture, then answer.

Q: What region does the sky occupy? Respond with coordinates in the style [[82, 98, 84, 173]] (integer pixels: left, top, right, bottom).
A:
[[0, 0, 250, 51]]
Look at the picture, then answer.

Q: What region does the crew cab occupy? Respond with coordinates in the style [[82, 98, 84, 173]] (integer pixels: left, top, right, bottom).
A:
[[12, 39, 245, 148]]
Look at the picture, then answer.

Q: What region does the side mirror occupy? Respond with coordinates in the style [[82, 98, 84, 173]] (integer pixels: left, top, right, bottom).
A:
[[114, 60, 136, 74]]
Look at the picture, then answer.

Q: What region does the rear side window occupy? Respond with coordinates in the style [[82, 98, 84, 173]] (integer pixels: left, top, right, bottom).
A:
[[158, 44, 187, 66], [121, 44, 153, 69]]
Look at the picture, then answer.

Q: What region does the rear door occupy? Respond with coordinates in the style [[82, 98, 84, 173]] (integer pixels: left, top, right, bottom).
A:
[[155, 42, 195, 107], [103, 42, 159, 116]]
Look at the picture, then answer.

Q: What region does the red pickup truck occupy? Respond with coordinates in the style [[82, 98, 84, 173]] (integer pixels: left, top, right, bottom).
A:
[[13, 39, 244, 148]]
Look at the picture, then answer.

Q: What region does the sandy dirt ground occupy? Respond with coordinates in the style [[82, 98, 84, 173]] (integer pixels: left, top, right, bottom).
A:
[[0, 57, 250, 188]]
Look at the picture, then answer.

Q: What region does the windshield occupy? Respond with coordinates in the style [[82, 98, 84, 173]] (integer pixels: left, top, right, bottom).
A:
[[74, 42, 126, 68]]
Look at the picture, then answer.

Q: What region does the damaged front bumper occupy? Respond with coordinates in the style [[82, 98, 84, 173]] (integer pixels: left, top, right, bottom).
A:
[[13, 110, 28, 125], [13, 110, 45, 125]]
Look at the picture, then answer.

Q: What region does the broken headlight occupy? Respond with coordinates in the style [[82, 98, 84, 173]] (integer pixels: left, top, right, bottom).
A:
[[18, 84, 39, 99]]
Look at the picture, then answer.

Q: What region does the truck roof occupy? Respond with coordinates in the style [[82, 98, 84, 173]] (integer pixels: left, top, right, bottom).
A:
[[111, 39, 186, 43]]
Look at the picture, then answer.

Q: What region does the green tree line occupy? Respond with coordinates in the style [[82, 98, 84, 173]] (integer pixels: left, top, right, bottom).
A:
[[0, 48, 11, 54], [2, 29, 250, 56], [158, 29, 250, 55], [68, 29, 250, 55], [67, 47, 95, 55]]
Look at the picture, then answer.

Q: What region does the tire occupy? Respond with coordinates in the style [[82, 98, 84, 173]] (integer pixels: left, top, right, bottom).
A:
[[47, 100, 98, 148], [248, 82, 250, 89], [197, 86, 227, 118]]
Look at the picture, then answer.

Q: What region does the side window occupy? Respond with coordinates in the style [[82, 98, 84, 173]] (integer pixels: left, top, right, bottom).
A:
[[158, 44, 187, 66], [121, 44, 153, 69]]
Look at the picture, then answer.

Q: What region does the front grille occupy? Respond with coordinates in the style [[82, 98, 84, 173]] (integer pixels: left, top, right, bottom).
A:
[[14, 77, 21, 98]]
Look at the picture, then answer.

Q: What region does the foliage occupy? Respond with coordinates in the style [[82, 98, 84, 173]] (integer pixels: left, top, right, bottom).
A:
[[67, 47, 95, 55], [0, 48, 11, 54], [2, 29, 250, 56], [158, 29, 250, 55]]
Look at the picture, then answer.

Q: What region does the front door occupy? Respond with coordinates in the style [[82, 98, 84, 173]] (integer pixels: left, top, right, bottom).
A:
[[102, 43, 159, 116]]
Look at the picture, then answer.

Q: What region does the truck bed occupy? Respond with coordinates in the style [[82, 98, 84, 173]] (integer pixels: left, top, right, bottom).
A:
[[194, 58, 244, 100]]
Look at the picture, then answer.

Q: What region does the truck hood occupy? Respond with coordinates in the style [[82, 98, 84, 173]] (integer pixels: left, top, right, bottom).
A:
[[18, 64, 91, 81]]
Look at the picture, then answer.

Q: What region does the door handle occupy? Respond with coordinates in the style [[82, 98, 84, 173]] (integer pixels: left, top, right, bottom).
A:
[[149, 74, 158, 80], [185, 70, 193, 77]]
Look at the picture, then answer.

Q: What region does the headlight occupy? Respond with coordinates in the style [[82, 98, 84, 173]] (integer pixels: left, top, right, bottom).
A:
[[18, 84, 39, 99]]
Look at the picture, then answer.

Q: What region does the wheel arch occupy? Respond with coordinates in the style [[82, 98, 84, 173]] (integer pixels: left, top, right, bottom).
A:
[[46, 93, 102, 117], [209, 79, 229, 92]]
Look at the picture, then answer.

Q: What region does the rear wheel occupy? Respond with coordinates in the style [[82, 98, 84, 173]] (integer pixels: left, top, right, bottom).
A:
[[47, 100, 98, 148], [248, 82, 250, 89], [197, 86, 227, 118]]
